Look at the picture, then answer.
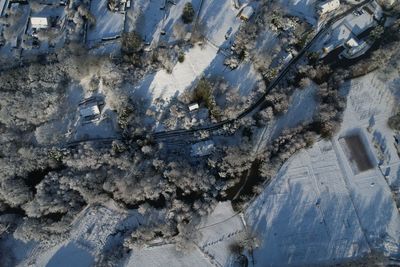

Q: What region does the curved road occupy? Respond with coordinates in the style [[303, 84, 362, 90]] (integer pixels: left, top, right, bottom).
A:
[[152, 0, 372, 140]]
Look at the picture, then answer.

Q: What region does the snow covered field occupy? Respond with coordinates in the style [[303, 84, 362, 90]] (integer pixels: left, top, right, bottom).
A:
[[17, 203, 144, 267], [245, 71, 400, 266], [279, 0, 317, 25], [132, 0, 261, 105], [87, 0, 125, 47], [125, 202, 245, 267], [196, 202, 246, 267], [246, 140, 371, 266], [127, 244, 213, 267]]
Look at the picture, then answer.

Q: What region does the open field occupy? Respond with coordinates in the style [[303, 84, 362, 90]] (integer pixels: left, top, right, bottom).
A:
[[87, 0, 125, 46], [246, 70, 400, 266]]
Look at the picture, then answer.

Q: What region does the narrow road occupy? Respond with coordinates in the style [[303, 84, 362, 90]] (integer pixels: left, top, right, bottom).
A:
[[152, 0, 373, 141]]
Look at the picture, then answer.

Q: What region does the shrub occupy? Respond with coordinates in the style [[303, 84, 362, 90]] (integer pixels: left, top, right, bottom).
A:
[[178, 52, 185, 63], [121, 32, 142, 55], [192, 78, 223, 119], [182, 3, 195, 24], [193, 78, 213, 108], [369, 25, 384, 42], [388, 113, 400, 130]]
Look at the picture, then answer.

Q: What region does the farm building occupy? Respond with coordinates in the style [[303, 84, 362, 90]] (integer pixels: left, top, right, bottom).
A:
[[30, 17, 49, 29], [240, 6, 254, 21], [317, 0, 340, 15]]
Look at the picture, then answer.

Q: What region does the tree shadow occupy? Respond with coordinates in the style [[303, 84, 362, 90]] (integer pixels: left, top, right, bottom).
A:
[[243, 145, 400, 266]]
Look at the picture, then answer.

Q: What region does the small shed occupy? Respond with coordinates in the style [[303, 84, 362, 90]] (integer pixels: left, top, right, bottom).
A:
[[30, 17, 49, 29], [240, 6, 254, 21], [188, 103, 199, 111], [191, 140, 214, 157], [345, 38, 359, 48], [282, 53, 293, 64], [322, 44, 334, 55], [318, 0, 340, 15], [80, 105, 100, 118]]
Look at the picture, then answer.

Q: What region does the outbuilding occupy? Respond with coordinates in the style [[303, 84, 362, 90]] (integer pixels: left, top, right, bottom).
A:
[[30, 17, 49, 29], [345, 38, 359, 48], [188, 103, 199, 112], [240, 6, 254, 21]]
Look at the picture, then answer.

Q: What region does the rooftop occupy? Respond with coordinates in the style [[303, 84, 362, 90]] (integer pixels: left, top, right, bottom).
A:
[[79, 104, 100, 118]]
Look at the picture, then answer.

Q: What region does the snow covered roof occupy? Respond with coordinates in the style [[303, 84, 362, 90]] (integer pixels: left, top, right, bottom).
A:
[[80, 105, 100, 117], [240, 6, 254, 21], [191, 140, 214, 157], [30, 17, 49, 29], [318, 0, 340, 15], [345, 38, 359, 48], [188, 103, 199, 111]]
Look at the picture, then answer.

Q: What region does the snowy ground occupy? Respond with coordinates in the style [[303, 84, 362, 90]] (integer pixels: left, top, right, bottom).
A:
[[334, 72, 400, 254], [279, 0, 318, 26], [196, 202, 246, 267], [87, 0, 125, 47], [0, 3, 30, 61], [246, 140, 371, 266], [126, 244, 213, 267], [245, 71, 400, 266], [125, 201, 245, 267], [131, 0, 261, 110], [16, 202, 146, 267], [134, 43, 218, 101]]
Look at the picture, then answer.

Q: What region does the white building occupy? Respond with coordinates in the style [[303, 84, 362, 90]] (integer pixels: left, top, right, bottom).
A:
[[188, 103, 199, 111], [191, 140, 214, 157], [30, 17, 49, 29], [240, 6, 254, 21], [340, 39, 370, 59], [318, 0, 340, 15], [80, 104, 100, 118], [345, 38, 359, 48]]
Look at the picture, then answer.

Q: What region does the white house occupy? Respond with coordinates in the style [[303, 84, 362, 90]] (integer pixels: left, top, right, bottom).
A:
[[188, 103, 199, 112], [318, 0, 340, 15], [30, 17, 49, 29], [240, 6, 254, 21]]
